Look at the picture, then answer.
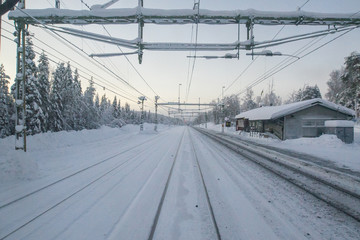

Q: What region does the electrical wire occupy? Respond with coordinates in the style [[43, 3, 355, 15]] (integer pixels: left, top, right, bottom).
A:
[[222, 0, 312, 99], [1, 31, 139, 104], [1, 20, 139, 101], [235, 27, 357, 96], [79, 0, 164, 104], [185, 0, 200, 102], [13, 5, 149, 103]]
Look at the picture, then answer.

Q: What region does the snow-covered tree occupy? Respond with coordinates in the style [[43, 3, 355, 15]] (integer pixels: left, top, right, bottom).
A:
[[286, 84, 322, 103], [261, 81, 282, 106], [61, 62, 76, 130], [284, 90, 299, 104], [0, 64, 12, 137], [112, 96, 120, 119], [325, 68, 345, 104], [299, 84, 322, 101], [36, 51, 51, 132], [49, 63, 66, 132], [241, 88, 257, 111], [82, 79, 99, 129], [24, 37, 45, 135], [339, 52, 360, 112], [71, 69, 84, 130], [223, 94, 240, 118]]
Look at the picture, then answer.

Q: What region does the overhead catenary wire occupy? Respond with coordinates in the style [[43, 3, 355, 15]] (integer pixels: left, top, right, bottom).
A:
[[1, 20, 139, 101], [79, 0, 164, 102], [233, 6, 359, 98], [222, 0, 311, 98], [185, 0, 200, 102], [235, 26, 358, 97], [13, 5, 150, 103], [1, 32, 139, 104]]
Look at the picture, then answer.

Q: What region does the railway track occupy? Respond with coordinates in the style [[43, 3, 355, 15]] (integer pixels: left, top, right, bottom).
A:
[[0, 132, 165, 240], [194, 127, 360, 222], [148, 128, 221, 240]]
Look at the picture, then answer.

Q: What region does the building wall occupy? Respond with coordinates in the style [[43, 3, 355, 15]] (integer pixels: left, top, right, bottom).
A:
[[284, 105, 352, 140], [264, 118, 284, 139]]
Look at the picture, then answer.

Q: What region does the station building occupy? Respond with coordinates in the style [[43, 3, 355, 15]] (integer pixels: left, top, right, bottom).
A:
[[235, 98, 355, 141]]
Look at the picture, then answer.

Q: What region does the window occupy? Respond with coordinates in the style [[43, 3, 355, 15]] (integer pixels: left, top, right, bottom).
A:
[[302, 119, 325, 127]]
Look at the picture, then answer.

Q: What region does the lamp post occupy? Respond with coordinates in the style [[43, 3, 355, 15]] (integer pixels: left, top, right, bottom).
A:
[[138, 96, 146, 131], [222, 86, 225, 133], [178, 83, 182, 112], [154, 95, 160, 131]]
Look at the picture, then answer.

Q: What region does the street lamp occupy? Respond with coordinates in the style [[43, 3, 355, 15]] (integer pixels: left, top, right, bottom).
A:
[[154, 95, 160, 131], [178, 83, 182, 112], [138, 96, 147, 131], [222, 86, 225, 133]]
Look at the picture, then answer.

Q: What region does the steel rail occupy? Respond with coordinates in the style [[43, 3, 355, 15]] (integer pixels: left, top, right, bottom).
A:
[[0, 132, 167, 240], [188, 128, 222, 240], [193, 127, 360, 222], [0, 132, 164, 209]]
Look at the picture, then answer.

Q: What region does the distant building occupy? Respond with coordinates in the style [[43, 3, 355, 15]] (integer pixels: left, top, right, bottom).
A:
[[235, 98, 355, 140]]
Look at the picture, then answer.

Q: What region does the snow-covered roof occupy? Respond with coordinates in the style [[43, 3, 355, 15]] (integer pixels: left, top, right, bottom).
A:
[[325, 120, 355, 127], [235, 98, 355, 121]]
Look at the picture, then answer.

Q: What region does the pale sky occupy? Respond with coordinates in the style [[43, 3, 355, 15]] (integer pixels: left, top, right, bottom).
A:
[[1, 0, 360, 116]]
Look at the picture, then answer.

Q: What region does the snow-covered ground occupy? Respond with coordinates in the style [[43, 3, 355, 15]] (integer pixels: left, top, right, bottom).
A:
[[0, 124, 170, 184], [1, 124, 359, 239], [200, 122, 360, 172]]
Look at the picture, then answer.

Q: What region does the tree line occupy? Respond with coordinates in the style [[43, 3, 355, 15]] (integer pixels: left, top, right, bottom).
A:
[[194, 51, 359, 125], [0, 37, 175, 138]]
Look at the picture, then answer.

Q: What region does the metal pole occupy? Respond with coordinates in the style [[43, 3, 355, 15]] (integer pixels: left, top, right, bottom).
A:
[[222, 86, 225, 133], [141, 99, 144, 131], [138, 96, 146, 131], [137, 0, 144, 63], [21, 21, 26, 151], [14, 12, 26, 151], [178, 83, 181, 112], [154, 95, 159, 131]]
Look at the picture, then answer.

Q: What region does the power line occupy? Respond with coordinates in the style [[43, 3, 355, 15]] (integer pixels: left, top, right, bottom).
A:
[[1, 31, 139, 104], [1, 20, 139, 101], [186, 0, 200, 102], [223, 0, 312, 98], [13, 5, 149, 102], [79, 0, 164, 103], [235, 27, 357, 96]]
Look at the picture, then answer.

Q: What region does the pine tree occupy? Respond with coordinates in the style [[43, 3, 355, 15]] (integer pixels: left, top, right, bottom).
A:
[[261, 81, 282, 106], [117, 99, 121, 117], [82, 79, 99, 129], [300, 85, 322, 101], [24, 37, 45, 135], [0, 64, 12, 138], [339, 52, 360, 112], [223, 94, 240, 118], [100, 94, 107, 114], [325, 68, 345, 104], [72, 69, 84, 130], [241, 88, 257, 111], [112, 96, 120, 118], [61, 62, 75, 130], [37, 51, 51, 132], [49, 63, 66, 132]]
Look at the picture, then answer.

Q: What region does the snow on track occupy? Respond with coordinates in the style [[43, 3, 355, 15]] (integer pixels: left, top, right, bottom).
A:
[[151, 128, 219, 240], [191, 127, 360, 239], [1, 125, 359, 239]]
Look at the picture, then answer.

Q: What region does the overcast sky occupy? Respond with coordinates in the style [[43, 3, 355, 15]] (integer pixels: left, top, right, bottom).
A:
[[1, 0, 360, 116]]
